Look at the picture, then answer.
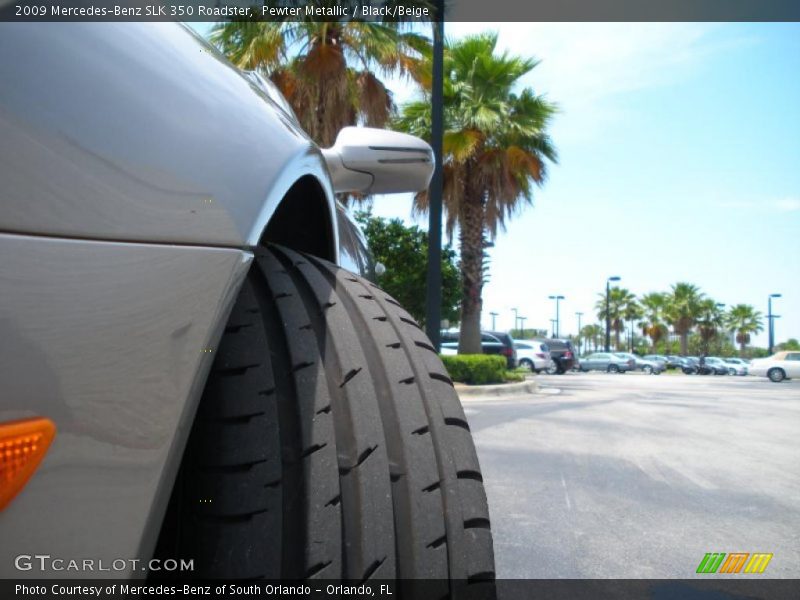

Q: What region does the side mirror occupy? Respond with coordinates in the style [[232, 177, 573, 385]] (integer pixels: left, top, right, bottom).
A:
[[322, 127, 434, 194]]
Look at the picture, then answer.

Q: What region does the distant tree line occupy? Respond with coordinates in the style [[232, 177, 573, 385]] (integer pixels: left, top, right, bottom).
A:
[[575, 282, 766, 357]]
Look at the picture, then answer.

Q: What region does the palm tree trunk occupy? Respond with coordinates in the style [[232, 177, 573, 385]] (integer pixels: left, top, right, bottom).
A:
[[458, 184, 484, 355], [680, 332, 688, 356]]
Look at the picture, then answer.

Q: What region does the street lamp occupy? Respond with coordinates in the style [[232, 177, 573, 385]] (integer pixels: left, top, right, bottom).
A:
[[768, 293, 782, 354], [424, 0, 445, 351], [576, 312, 584, 355], [550, 319, 557, 338], [548, 295, 565, 338], [605, 276, 621, 352], [489, 311, 499, 331]]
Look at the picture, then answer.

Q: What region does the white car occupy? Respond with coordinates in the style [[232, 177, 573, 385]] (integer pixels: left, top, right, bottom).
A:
[[721, 357, 749, 376], [515, 340, 553, 373], [748, 352, 800, 382]]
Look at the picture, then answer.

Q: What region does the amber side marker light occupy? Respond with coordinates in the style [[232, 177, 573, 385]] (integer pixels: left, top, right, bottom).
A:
[[0, 417, 56, 511]]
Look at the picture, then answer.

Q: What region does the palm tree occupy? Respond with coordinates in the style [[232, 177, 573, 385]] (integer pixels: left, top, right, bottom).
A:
[[595, 287, 636, 351], [396, 33, 557, 353], [581, 324, 603, 352], [623, 297, 643, 352], [665, 282, 704, 356], [726, 304, 764, 356], [696, 298, 725, 354], [639, 292, 668, 352], [210, 18, 429, 146]]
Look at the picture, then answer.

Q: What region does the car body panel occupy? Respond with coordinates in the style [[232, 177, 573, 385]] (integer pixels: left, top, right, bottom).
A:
[[0, 22, 337, 255], [0, 233, 252, 577]]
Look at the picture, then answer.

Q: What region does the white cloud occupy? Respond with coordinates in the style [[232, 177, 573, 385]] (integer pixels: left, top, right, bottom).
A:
[[775, 197, 800, 212], [716, 197, 800, 213], [437, 23, 748, 144]]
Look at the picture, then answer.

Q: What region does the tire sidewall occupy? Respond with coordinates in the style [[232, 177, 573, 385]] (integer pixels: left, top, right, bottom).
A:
[[768, 368, 786, 383]]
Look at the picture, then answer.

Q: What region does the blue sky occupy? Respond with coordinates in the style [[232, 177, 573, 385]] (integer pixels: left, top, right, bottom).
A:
[[192, 22, 799, 346]]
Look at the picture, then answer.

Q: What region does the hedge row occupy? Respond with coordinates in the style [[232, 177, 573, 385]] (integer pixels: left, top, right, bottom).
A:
[[440, 354, 507, 385]]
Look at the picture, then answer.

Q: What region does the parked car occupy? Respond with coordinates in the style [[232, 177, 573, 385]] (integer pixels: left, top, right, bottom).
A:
[[441, 330, 517, 368], [704, 356, 731, 375], [720, 357, 748, 376], [488, 330, 519, 369], [686, 356, 714, 375], [540, 338, 578, 374], [749, 351, 800, 382], [579, 352, 635, 373], [0, 23, 495, 583], [666, 355, 691, 370], [615, 352, 664, 374], [667, 354, 697, 375], [643, 354, 670, 367], [515, 340, 552, 373], [723, 356, 750, 375]]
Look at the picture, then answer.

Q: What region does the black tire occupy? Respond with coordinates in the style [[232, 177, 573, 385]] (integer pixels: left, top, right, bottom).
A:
[[157, 246, 495, 592], [642, 365, 653, 375], [545, 363, 559, 375], [519, 359, 534, 372], [768, 368, 786, 383], [607, 364, 620, 373]]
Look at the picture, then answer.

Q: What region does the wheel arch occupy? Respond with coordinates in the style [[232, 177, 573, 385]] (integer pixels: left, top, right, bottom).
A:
[[259, 174, 337, 262], [251, 149, 339, 263]]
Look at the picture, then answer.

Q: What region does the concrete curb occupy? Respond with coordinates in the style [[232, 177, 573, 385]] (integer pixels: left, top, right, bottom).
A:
[[454, 379, 539, 399]]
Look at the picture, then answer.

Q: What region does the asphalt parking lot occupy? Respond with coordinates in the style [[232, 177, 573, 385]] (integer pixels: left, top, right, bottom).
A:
[[462, 372, 800, 578]]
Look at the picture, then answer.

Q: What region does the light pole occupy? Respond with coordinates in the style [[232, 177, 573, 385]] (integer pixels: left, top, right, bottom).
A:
[[768, 293, 782, 354], [489, 311, 498, 331], [548, 295, 565, 338], [576, 312, 584, 355], [512, 307, 519, 335], [550, 319, 557, 338], [714, 303, 725, 354], [605, 276, 621, 352], [424, 0, 445, 351]]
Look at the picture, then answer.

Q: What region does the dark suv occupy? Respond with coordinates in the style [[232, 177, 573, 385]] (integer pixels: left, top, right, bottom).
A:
[[539, 338, 577, 374], [441, 330, 518, 368], [486, 330, 518, 369]]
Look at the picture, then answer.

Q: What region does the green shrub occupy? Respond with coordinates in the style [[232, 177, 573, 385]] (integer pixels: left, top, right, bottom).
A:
[[503, 370, 526, 383], [440, 354, 507, 385]]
